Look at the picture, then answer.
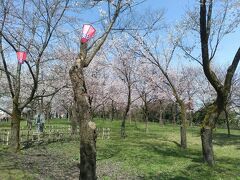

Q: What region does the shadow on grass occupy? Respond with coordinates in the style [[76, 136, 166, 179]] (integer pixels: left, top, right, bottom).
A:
[[138, 155, 240, 180], [142, 142, 202, 163], [97, 143, 122, 161], [213, 133, 240, 146], [20, 137, 79, 150]]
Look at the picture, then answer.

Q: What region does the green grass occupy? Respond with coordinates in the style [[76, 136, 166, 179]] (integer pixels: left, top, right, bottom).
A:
[[0, 119, 240, 179]]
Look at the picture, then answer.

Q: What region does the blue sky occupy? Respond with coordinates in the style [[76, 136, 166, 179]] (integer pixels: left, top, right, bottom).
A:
[[138, 0, 240, 66], [79, 0, 239, 67], [140, 0, 194, 22]]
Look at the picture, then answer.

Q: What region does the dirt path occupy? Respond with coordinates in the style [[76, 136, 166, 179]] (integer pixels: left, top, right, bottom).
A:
[[0, 145, 136, 180]]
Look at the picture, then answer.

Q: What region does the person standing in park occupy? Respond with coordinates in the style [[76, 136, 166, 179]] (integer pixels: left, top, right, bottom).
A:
[[35, 111, 45, 133]]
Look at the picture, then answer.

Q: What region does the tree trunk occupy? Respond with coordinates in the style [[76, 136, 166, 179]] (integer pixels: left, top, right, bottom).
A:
[[180, 126, 187, 147], [121, 119, 126, 138], [70, 65, 97, 180], [200, 127, 214, 166], [111, 99, 114, 121], [224, 109, 231, 137], [226, 118, 230, 137], [179, 101, 187, 149], [121, 85, 131, 138], [189, 111, 193, 127], [159, 107, 164, 125], [10, 104, 21, 152], [144, 101, 149, 133], [172, 103, 176, 125], [200, 104, 220, 166]]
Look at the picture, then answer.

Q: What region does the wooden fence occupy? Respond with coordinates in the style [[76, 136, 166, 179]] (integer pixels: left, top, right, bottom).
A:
[[0, 126, 111, 146]]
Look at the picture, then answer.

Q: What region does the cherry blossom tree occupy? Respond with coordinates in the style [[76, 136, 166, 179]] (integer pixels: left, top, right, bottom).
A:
[[68, 1, 139, 178], [110, 37, 138, 137], [179, 0, 240, 165], [0, 0, 69, 151]]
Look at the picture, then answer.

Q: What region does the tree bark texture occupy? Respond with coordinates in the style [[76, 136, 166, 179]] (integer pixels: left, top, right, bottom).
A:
[[224, 109, 231, 137], [200, 103, 219, 166], [69, 65, 97, 180], [121, 85, 131, 138], [143, 101, 149, 133], [159, 106, 164, 126], [10, 104, 21, 152], [200, 127, 214, 166], [179, 101, 187, 149], [111, 99, 114, 121], [199, 0, 240, 166]]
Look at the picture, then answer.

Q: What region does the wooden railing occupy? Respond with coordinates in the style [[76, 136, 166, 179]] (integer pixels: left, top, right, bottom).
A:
[[0, 126, 111, 146]]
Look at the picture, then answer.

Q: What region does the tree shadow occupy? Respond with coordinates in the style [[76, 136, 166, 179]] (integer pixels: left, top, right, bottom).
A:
[[20, 136, 79, 150], [97, 143, 122, 161], [142, 142, 202, 163], [213, 133, 240, 147], [137, 155, 240, 180]]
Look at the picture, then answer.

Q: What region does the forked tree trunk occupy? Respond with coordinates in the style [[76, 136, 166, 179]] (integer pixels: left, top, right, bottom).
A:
[[10, 104, 21, 152], [69, 65, 97, 180]]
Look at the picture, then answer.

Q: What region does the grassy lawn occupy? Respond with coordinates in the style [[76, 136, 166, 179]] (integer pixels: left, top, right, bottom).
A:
[[0, 119, 239, 179]]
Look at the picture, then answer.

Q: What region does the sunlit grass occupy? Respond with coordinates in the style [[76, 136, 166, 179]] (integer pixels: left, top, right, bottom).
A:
[[0, 118, 239, 179]]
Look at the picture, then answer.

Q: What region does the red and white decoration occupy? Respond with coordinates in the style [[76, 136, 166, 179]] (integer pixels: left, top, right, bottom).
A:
[[81, 24, 96, 43], [16, 51, 27, 64]]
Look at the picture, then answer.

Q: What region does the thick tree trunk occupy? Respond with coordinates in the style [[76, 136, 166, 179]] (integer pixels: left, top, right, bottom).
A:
[[200, 104, 219, 166], [180, 126, 187, 148], [10, 104, 21, 152], [200, 127, 214, 166], [70, 65, 97, 180]]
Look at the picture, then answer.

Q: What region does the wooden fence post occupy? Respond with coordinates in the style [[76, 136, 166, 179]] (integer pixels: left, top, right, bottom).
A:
[[6, 131, 9, 145]]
